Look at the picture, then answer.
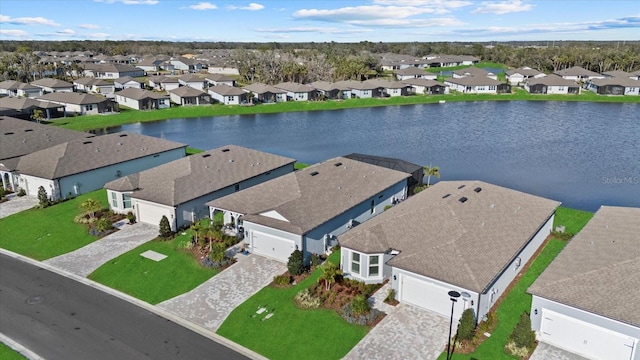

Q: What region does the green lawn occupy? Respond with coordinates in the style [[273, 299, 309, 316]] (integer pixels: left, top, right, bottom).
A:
[[0, 343, 27, 360], [0, 189, 108, 260], [217, 251, 370, 360], [186, 147, 204, 155], [438, 206, 594, 360], [294, 162, 310, 170], [88, 232, 218, 304]]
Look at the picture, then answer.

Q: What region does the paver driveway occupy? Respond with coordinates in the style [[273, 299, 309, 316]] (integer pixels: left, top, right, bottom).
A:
[[157, 253, 286, 331], [530, 342, 590, 360], [44, 221, 158, 277], [0, 194, 38, 219]]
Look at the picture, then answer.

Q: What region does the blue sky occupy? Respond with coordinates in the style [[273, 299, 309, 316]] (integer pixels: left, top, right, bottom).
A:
[[1, 0, 639, 42]]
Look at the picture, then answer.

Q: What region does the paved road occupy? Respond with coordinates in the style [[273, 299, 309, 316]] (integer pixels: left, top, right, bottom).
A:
[[0, 253, 249, 360]]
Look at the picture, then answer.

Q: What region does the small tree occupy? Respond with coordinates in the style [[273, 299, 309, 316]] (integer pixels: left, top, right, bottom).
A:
[[317, 261, 342, 290], [456, 308, 476, 341], [510, 312, 536, 349], [37, 186, 50, 208], [159, 215, 173, 239], [210, 242, 226, 262], [95, 217, 113, 234], [287, 249, 305, 276], [423, 164, 441, 187], [80, 198, 101, 220], [31, 109, 45, 123]]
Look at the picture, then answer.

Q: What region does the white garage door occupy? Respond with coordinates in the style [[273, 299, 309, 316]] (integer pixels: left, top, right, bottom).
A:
[[251, 231, 295, 263], [540, 310, 637, 360], [136, 201, 173, 229], [399, 274, 464, 319]]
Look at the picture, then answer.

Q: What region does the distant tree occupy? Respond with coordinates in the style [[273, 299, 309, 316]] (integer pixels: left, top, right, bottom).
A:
[[159, 215, 173, 239], [37, 186, 50, 208], [423, 164, 441, 187], [287, 249, 305, 276]]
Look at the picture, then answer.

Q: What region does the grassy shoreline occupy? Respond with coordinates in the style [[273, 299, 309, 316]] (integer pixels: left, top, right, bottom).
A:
[[51, 90, 639, 132]]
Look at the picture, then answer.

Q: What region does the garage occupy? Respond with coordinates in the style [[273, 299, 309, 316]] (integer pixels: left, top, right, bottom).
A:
[[540, 310, 637, 360], [135, 200, 174, 229], [399, 274, 465, 319], [250, 231, 296, 262]]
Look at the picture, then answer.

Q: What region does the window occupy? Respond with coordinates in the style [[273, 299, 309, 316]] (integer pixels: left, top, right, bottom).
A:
[[85, 104, 93, 111], [111, 192, 118, 208], [234, 184, 240, 192], [351, 252, 360, 274], [369, 255, 380, 277], [123, 194, 131, 208], [370, 199, 375, 214]]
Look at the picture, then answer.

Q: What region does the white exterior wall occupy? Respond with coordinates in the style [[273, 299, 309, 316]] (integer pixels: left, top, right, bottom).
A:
[[39, 86, 74, 93], [385, 88, 403, 97], [507, 74, 525, 85], [106, 189, 133, 213], [18, 89, 43, 98], [209, 91, 240, 105], [444, 81, 497, 94], [287, 91, 308, 101], [351, 89, 372, 98], [115, 95, 143, 110], [244, 221, 303, 260], [163, 83, 180, 92], [207, 67, 240, 75], [19, 174, 57, 198]]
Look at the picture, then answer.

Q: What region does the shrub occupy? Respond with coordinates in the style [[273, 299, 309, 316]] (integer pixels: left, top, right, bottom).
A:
[[310, 253, 320, 267], [384, 204, 392, 211], [294, 288, 321, 309], [509, 312, 536, 350], [350, 294, 371, 315], [159, 215, 173, 239], [456, 308, 476, 341], [273, 274, 291, 286], [126, 211, 136, 223], [384, 288, 396, 303], [95, 217, 113, 233], [341, 303, 382, 326], [37, 186, 50, 208], [210, 242, 226, 262], [0, 187, 6, 198], [287, 249, 305, 276], [505, 341, 531, 359], [412, 184, 428, 195], [17, 188, 26, 197]]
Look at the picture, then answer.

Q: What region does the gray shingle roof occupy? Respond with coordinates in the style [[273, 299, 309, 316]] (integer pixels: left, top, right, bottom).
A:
[[339, 181, 560, 293], [445, 76, 503, 86], [38, 92, 110, 105], [505, 67, 543, 77], [207, 157, 411, 235], [104, 145, 295, 206], [170, 86, 207, 97], [30, 78, 74, 89], [208, 84, 245, 96], [453, 67, 493, 77], [394, 67, 427, 76], [274, 82, 315, 93], [528, 206, 640, 327], [116, 88, 168, 100], [242, 83, 286, 95], [527, 74, 578, 87], [0, 80, 40, 91], [16, 132, 186, 179], [588, 77, 640, 87], [554, 66, 602, 77], [400, 78, 446, 87]]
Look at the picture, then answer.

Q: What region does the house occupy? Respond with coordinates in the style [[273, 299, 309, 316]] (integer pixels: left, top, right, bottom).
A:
[[585, 77, 640, 95], [423, 55, 480, 68], [73, 78, 115, 95], [444, 77, 510, 94], [169, 87, 211, 106], [379, 53, 428, 71], [207, 156, 410, 263], [528, 206, 640, 360], [178, 74, 206, 90], [104, 145, 295, 231], [631, 70, 640, 81], [205, 74, 236, 87], [524, 75, 580, 94], [0, 97, 66, 120], [170, 57, 203, 73], [310, 81, 353, 100], [400, 78, 449, 95], [30, 78, 74, 93], [274, 82, 318, 101], [339, 181, 560, 324], [135, 58, 164, 72], [601, 70, 634, 79], [147, 75, 169, 91], [82, 63, 145, 79], [242, 83, 287, 103], [114, 88, 170, 110], [343, 153, 423, 194], [452, 67, 497, 80], [0, 80, 43, 98], [15, 132, 186, 200], [393, 67, 436, 81], [206, 60, 240, 75], [554, 66, 604, 82], [505, 67, 545, 85], [333, 80, 376, 99], [208, 85, 246, 105], [159, 77, 180, 92], [37, 92, 117, 115], [0, 116, 92, 191], [363, 79, 412, 97], [113, 76, 143, 90]]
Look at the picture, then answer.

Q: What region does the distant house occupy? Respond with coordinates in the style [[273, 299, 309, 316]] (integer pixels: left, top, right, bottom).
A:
[[206, 60, 239, 75], [400, 78, 449, 95], [631, 70, 640, 81], [15, 132, 186, 200], [332, 80, 375, 99], [310, 81, 350, 100], [113, 76, 143, 90], [168, 86, 211, 106], [83, 63, 145, 79], [114, 88, 170, 110], [393, 67, 435, 81], [585, 77, 640, 95], [505, 67, 545, 85], [73, 78, 115, 95], [422, 54, 480, 68], [136, 58, 164, 72], [242, 83, 287, 103], [379, 53, 428, 71], [30, 78, 74, 93], [207, 156, 411, 263], [208, 85, 246, 105], [178, 74, 206, 90], [554, 66, 605, 82], [444, 77, 510, 94], [170, 57, 203, 73], [0, 97, 65, 120], [159, 77, 180, 92], [105, 145, 295, 231], [37, 92, 117, 115], [339, 181, 559, 325], [452, 67, 497, 80], [601, 70, 634, 79], [363, 79, 412, 97], [274, 82, 318, 101], [524, 75, 580, 94], [205, 73, 236, 87], [528, 206, 640, 360], [0, 80, 43, 98]]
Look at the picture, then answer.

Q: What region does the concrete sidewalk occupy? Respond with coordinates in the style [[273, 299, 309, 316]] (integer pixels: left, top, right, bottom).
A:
[[0, 194, 38, 219], [530, 343, 590, 360], [44, 221, 158, 277]]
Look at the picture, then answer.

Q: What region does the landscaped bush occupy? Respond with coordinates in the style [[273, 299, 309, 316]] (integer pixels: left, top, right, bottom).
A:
[[126, 211, 136, 224], [350, 294, 370, 315], [505, 341, 531, 359], [310, 253, 321, 267], [273, 274, 291, 286], [341, 302, 382, 326], [384, 288, 397, 304], [17, 188, 26, 197], [457, 308, 477, 341], [294, 288, 321, 309], [37, 186, 50, 208], [159, 215, 173, 239], [505, 312, 536, 358], [95, 217, 113, 233], [287, 249, 305, 275]]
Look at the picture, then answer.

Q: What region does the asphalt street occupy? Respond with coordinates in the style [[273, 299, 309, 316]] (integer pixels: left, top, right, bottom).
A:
[[0, 252, 249, 360]]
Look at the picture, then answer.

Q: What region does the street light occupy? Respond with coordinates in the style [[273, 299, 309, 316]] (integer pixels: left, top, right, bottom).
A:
[[446, 290, 461, 360]]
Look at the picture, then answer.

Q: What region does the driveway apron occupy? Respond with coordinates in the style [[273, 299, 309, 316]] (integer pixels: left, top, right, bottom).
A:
[[0, 194, 38, 219], [530, 343, 590, 360], [157, 254, 286, 331], [43, 221, 158, 277]]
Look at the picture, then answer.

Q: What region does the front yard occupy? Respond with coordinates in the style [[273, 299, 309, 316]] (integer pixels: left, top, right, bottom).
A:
[[217, 251, 371, 360], [0, 189, 109, 260]]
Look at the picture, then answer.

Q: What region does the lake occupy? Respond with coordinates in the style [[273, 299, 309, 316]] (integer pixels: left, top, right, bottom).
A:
[[110, 101, 640, 212]]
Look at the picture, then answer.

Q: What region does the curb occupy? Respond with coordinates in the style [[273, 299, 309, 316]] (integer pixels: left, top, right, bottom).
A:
[[0, 332, 45, 360], [0, 248, 268, 360]]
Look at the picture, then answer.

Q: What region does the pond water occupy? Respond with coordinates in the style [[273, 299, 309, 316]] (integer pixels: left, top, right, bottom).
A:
[[111, 101, 640, 212]]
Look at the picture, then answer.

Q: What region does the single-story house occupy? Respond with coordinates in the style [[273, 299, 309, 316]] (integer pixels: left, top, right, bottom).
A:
[[114, 76, 143, 90], [178, 74, 206, 90], [601, 70, 633, 79], [114, 88, 170, 110], [452, 67, 498, 80], [585, 77, 640, 96], [136, 58, 164, 72], [0, 97, 66, 120], [207, 156, 411, 263], [205, 74, 236, 87], [400, 78, 449, 95], [208, 85, 246, 105], [524, 75, 580, 94], [363, 79, 412, 97], [242, 83, 287, 103], [37, 92, 117, 115], [339, 181, 560, 324], [393, 67, 436, 81], [379, 54, 427, 71], [15, 132, 186, 200], [528, 206, 640, 360], [169, 86, 211, 106], [73, 78, 115, 95], [159, 77, 180, 92], [554, 66, 605, 82], [343, 153, 423, 194], [333, 80, 376, 99], [206, 60, 240, 75], [505, 67, 545, 85], [0, 116, 92, 191], [631, 70, 640, 81], [105, 145, 296, 231], [310, 81, 353, 100], [30, 78, 74, 93], [82, 63, 145, 79], [422, 55, 480, 68], [274, 82, 318, 101], [444, 77, 511, 94], [170, 57, 203, 73], [0, 80, 43, 98]]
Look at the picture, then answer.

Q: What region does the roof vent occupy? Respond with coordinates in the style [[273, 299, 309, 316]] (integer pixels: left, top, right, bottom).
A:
[[4, 132, 14, 135], [458, 185, 466, 189], [228, 159, 234, 163], [459, 197, 468, 203], [202, 154, 211, 158], [474, 187, 482, 193], [334, 162, 343, 167], [83, 141, 92, 144], [24, 129, 33, 132], [442, 194, 451, 199], [221, 148, 230, 152], [119, 134, 128, 137], [310, 171, 319, 176]]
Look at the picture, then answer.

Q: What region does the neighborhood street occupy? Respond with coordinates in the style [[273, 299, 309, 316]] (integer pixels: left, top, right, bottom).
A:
[[0, 252, 249, 360]]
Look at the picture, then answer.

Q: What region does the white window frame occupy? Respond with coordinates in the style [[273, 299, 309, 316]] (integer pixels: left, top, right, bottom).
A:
[[111, 192, 118, 208], [368, 255, 380, 277], [351, 252, 361, 275]]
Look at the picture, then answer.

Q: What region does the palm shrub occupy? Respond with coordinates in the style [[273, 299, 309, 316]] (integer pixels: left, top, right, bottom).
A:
[[287, 249, 305, 275], [159, 215, 173, 239], [294, 288, 321, 309], [456, 308, 476, 341]]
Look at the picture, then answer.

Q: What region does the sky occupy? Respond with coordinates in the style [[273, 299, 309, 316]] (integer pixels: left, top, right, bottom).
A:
[[0, 0, 639, 43]]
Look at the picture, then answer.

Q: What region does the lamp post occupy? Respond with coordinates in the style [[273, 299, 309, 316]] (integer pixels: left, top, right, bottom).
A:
[[446, 290, 461, 360]]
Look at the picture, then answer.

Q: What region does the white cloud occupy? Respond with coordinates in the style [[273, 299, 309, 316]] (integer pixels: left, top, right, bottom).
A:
[[57, 29, 75, 34], [0, 29, 28, 37], [472, 0, 533, 15], [78, 23, 101, 29], [294, 5, 439, 21], [0, 14, 60, 26], [373, 0, 472, 10], [87, 32, 111, 38], [228, 3, 264, 11], [189, 2, 217, 10], [255, 27, 373, 34], [94, 0, 158, 4]]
